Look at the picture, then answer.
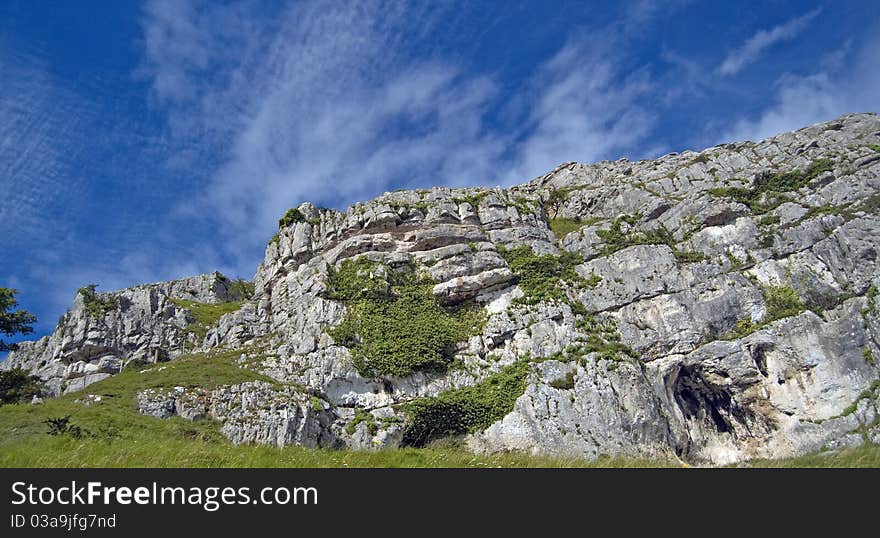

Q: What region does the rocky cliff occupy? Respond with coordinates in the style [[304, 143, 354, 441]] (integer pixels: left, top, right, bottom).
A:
[[5, 113, 880, 464]]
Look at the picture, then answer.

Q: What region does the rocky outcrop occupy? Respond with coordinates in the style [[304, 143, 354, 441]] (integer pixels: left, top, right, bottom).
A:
[[8, 113, 880, 463], [1, 272, 250, 395], [137, 381, 336, 448]]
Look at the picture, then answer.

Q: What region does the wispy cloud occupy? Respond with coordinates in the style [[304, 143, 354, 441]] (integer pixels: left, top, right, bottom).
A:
[[722, 25, 880, 142], [503, 36, 655, 183], [141, 0, 657, 271], [718, 8, 821, 76]]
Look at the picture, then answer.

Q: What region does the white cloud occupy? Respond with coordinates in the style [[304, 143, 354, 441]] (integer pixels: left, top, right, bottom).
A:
[[504, 37, 654, 183], [722, 27, 880, 142], [718, 8, 821, 76], [141, 0, 656, 268]]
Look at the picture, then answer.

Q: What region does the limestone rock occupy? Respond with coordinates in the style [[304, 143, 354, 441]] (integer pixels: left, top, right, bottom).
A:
[[9, 113, 880, 463]]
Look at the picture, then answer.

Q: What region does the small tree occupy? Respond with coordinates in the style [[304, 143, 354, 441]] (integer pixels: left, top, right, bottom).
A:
[[0, 288, 36, 352], [545, 188, 567, 220], [0, 368, 44, 405]]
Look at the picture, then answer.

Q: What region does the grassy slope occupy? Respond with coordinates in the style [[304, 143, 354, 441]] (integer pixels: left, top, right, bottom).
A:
[[0, 350, 670, 468], [1, 349, 877, 467]]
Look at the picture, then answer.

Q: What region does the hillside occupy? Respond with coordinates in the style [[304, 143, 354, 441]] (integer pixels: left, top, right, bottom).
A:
[[3, 113, 880, 466]]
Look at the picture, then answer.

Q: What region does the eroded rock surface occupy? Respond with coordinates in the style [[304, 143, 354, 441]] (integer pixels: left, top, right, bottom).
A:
[[8, 113, 880, 463]]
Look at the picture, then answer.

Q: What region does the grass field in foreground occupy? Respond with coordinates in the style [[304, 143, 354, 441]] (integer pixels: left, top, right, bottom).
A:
[[0, 349, 877, 467]]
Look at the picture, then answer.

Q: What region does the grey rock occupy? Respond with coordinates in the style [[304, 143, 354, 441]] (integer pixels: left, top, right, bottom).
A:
[[11, 113, 880, 464]]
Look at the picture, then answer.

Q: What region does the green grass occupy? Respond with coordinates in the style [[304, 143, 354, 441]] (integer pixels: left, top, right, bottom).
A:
[[0, 348, 677, 468], [740, 443, 880, 468], [707, 159, 834, 214], [2, 346, 876, 468], [0, 349, 276, 465], [548, 218, 585, 240], [0, 433, 677, 468], [169, 299, 245, 340]]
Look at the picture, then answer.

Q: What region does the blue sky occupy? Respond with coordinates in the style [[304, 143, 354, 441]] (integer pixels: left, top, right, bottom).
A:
[[1, 0, 879, 350]]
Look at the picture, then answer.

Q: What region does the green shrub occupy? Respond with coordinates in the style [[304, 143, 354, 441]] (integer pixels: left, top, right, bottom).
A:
[[452, 192, 488, 209], [278, 208, 306, 228], [595, 215, 678, 255], [77, 285, 117, 318], [401, 361, 530, 447], [573, 315, 637, 361], [44, 416, 86, 439], [724, 285, 806, 339], [707, 159, 834, 214], [548, 218, 584, 240], [673, 250, 707, 263], [867, 144, 880, 153], [346, 409, 378, 436], [498, 245, 587, 309], [326, 258, 485, 377], [0, 368, 45, 405], [549, 370, 576, 390], [169, 299, 245, 340], [764, 285, 805, 321], [227, 278, 255, 299]]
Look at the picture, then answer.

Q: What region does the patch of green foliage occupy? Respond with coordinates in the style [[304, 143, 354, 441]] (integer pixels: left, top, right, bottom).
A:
[[549, 370, 576, 390], [862, 285, 878, 318], [346, 409, 378, 436], [0, 368, 45, 405], [707, 159, 835, 214], [725, 285, 806, 339], [401, 360, 530, 447], [0, 348, 272, 453], [498, 245, 587, 310], [764, 285, 806, 320], [0, 287, 36, 351], [758, 214, 781, 226], [573, 315, 638, 362], [387, 200, 429, 214], [44, 416, 86, 439], [508, 195, 535, 216], [77, 285, 118, 318], [548, 218, 585, 239], [169, 299, 245, 340], [278, 207, 306, 228], [838, 380, 880, 418], [867, 144, 880, 153], [326, 258, 485, 377], [452, 192, 488, 209], [725, 318, 760, 339], [673, 250, 708, 263], [595, 214, 704, 262], [227, 278, 255, 299], [688, 154, 711, 165], [863, 348, 875, 366]]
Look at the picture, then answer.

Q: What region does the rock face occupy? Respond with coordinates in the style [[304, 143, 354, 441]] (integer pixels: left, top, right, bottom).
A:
[[137, 382, 336, 448], [0, 272, 249, 396], [7, 113, 880, 463]]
